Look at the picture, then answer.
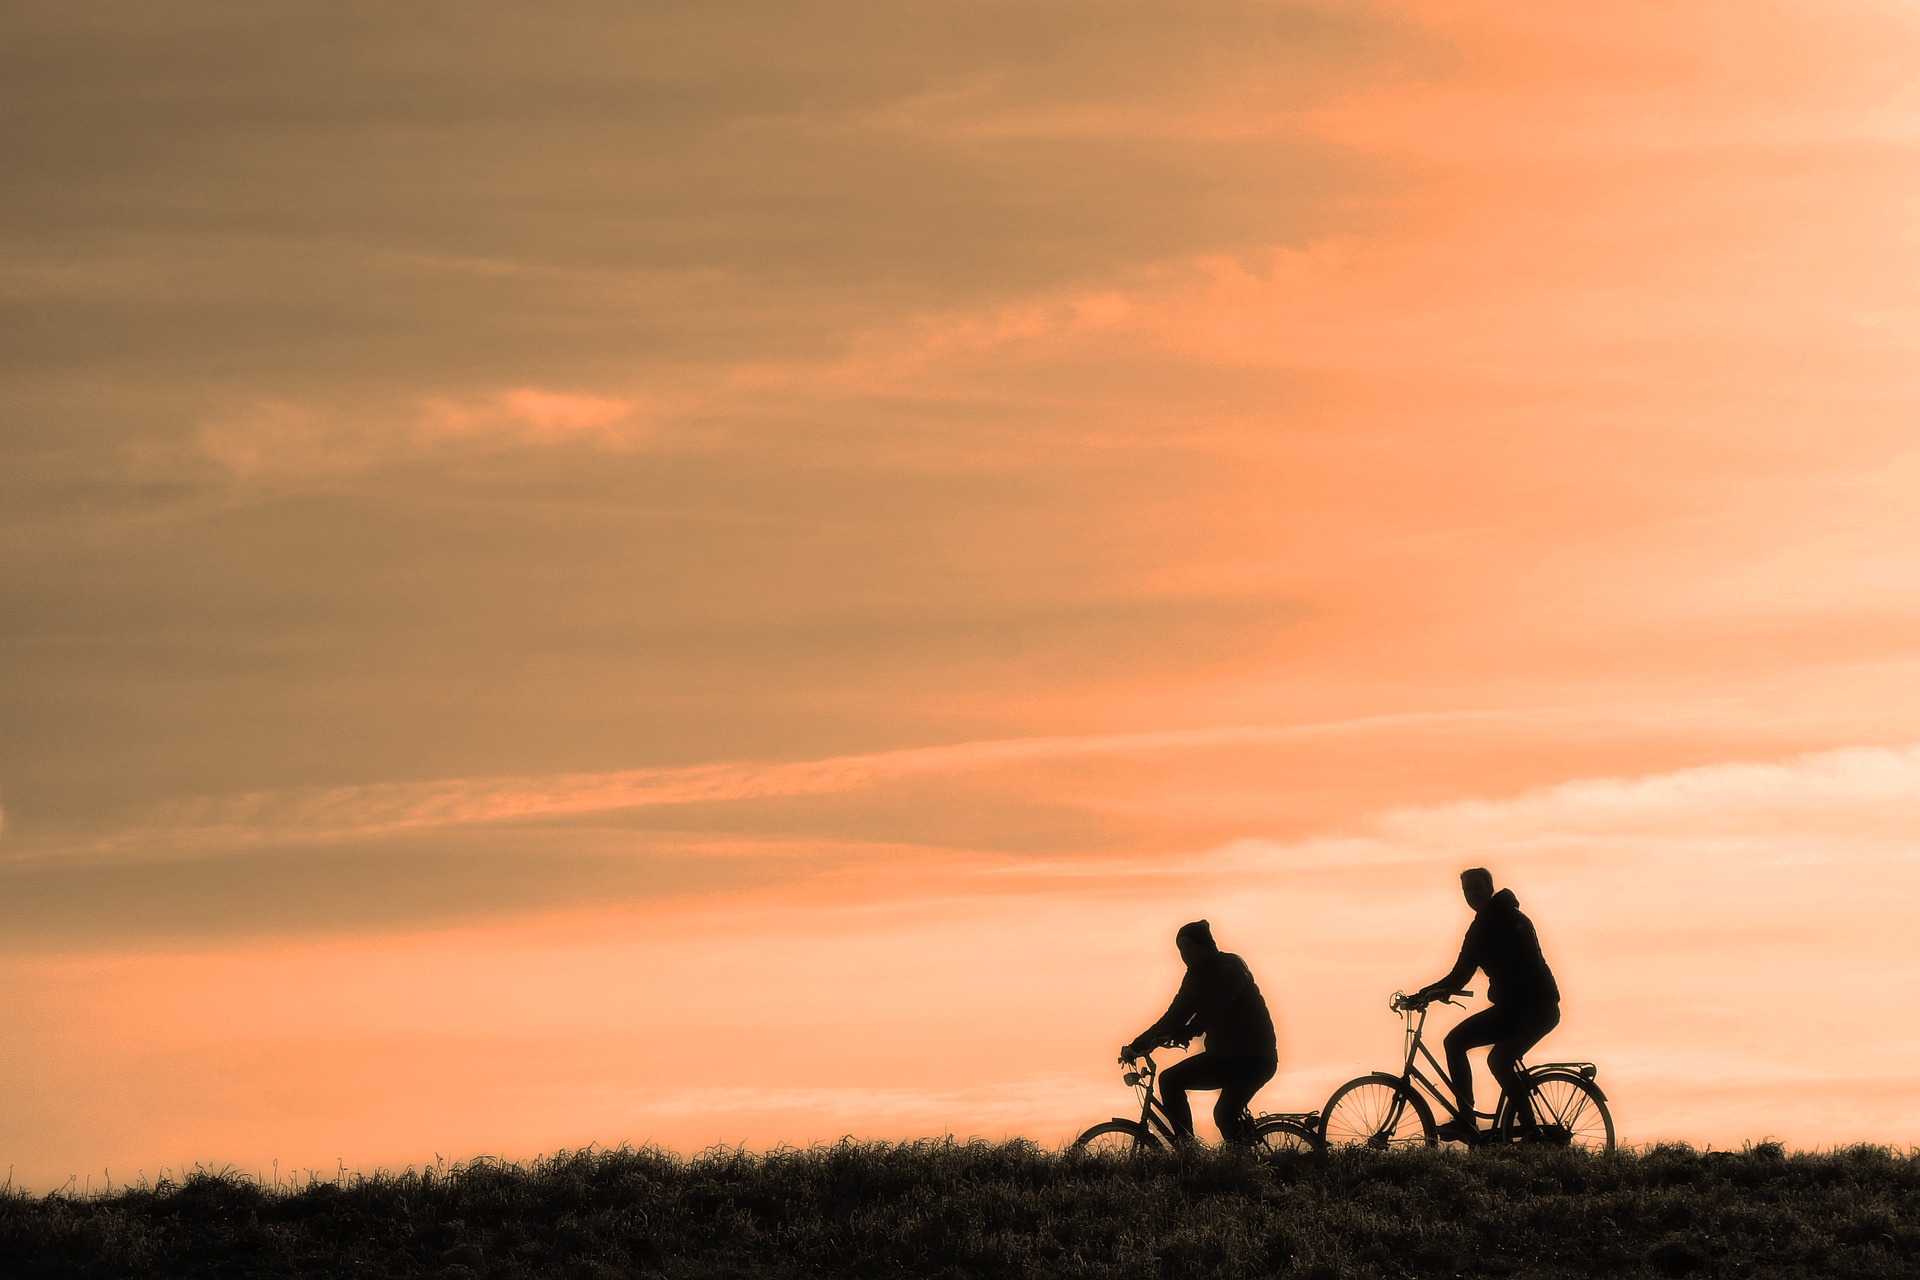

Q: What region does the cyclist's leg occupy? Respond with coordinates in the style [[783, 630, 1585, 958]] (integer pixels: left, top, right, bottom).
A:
[[1211, 1056, 1277, 1145], [1487, 1002, 1561, 1126], [1441, 1006, 1506, 1122], [1158, 1052, 1221, 1140]]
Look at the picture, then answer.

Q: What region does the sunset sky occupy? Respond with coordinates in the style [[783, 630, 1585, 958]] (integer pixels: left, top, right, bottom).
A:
[[5, 0, 1920, 1189]]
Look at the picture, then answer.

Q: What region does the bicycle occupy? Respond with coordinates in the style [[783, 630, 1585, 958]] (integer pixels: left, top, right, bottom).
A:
[[1072, 1042, 1323, 1154], [1319, 989, 1615, 1153]]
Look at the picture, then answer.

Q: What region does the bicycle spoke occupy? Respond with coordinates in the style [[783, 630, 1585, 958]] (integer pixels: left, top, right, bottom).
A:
[[1072, 1120, 1155, 1153], [1552, 1089, 1588, 1128], [1251, 1119, 1319, 1155], [1511, 1076, 1613, 1152], [1324, 1079, 1432, 1149]]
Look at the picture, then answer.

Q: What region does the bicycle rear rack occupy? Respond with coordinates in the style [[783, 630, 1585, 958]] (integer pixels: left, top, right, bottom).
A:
[[1528, 1061, 1597, 1079]]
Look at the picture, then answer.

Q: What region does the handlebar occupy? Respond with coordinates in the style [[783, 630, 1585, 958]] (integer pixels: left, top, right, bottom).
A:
[[1390, 988, 1474, 1012], [1118, 1034, 1191, 1065], [1116, 1032, 1194, 1090]]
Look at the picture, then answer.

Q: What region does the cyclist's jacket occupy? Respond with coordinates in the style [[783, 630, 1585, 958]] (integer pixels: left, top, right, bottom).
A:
[[1434, 889, 1560, 1008], [1135, 951, 1278, 1063]]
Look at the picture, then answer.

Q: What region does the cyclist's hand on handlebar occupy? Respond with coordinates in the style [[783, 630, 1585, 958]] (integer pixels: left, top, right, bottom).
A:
[[1411, 986, 1473, 1007]]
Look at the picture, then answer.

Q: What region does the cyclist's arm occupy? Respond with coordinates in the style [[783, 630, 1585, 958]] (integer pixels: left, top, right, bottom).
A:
[[1125, 972, 1200, 1057], [1418, 930, 1479, 1003]]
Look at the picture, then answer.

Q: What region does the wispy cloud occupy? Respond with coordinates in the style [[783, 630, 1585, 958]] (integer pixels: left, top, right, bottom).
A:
[[1198, 742, 1920, 882], [423, 388, 641, 446], [197, 388, 644, 480], [35, 713, 1920, 880], [1374, 745, 1920, 846], [28, 709, 1576, 862]]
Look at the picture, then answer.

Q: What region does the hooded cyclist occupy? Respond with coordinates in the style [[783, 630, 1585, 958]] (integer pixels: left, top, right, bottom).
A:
[[1122, 920, 1278, 1145], [1410, 867, 1560, 1142]]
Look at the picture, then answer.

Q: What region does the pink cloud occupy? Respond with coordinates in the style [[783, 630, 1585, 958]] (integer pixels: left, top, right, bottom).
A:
[[75, 709, 1545, 857], [419, 387, 641, 445], [499, 388, 636, 441], [199, 387, 644, 481]]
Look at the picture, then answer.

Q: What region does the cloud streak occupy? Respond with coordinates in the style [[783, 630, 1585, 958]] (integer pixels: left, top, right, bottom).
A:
[[32, 714, 1920, 892], [1198, 742, 1920, 887], [196, 387, 644, 480], [44, 709, 1567, 861]]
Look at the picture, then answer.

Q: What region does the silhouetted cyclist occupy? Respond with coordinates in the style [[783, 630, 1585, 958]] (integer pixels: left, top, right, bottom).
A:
[[1122, 920, 1278, 1145], [1411, 867, 1560, 1143]]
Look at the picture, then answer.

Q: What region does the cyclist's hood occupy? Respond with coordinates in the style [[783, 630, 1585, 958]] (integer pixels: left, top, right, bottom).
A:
[[1484, 888, 1521, 913], [1175, 919, 1217, 953]]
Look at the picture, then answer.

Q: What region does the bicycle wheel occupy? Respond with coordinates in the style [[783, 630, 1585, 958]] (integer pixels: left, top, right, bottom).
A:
[[1321, 1075, 1437, 1149], [1250, 1116, 1322, 1154], [1497, 1072, 1614, 1153], [1071, 1120, 1161, 1153]]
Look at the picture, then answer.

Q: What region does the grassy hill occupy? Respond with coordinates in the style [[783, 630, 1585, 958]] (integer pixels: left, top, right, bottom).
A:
[[3, 1140, 1915, 1278]]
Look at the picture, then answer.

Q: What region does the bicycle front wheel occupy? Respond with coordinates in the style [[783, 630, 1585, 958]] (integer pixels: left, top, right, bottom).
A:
[[1321, 1076, 1436, 1149], [1250, 1116, 1323, 1154], [1071, 1119, 1161, 1154], [1498, 1072, 1614, 1153]]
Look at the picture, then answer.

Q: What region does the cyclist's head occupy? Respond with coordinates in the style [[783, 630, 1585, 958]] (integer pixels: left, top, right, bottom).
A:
[[1175, 919, 1217, 963], [1460, 867, 1495, 910]]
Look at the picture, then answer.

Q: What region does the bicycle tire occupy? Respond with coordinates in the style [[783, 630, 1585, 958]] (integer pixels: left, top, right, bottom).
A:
[[1071, 1119, 1161, 1153], [1321, 1075, 1437, 1149], [1250, 1116, 1323, 1154], [1496, 1071, 1614, 1153]]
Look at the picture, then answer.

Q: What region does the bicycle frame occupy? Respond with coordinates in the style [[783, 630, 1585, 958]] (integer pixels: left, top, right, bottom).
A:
[[1117, 1053, 1187, 1145], [1113, 1050, 1317, 1144], [1321, 989, 1615, 1152], [1392, 995, 1602, 1127], [1392, 1001, 1488, 1124]]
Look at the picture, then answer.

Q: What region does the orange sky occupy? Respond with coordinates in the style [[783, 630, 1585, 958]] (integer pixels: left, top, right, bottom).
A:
[[4, 0, 1919, 1188]]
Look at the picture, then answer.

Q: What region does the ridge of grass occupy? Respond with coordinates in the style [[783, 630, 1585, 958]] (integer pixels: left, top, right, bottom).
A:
[[3, 1140, 1916, 1278]]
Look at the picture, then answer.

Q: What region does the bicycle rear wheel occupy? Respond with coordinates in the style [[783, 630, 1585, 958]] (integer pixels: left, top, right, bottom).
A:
[[1321, 1076, 1437, 1149], [1497, 1072, 1614, 1153], [1071, 1120, 1161, 1153], [1250, 1116, 1322, 1154]]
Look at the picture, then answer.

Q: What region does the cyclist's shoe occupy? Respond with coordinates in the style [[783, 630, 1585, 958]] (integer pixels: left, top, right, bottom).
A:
[[1434, 1118, 1481, 1145]]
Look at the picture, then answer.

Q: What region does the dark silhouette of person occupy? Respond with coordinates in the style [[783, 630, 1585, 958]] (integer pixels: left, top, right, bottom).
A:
[[1411, 867, 1560, 1142], [1122, 920, 1278, 1145]]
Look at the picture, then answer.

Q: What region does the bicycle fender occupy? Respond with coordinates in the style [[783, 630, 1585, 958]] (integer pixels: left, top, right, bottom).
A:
[[1528, 1069, 1608, 1102]]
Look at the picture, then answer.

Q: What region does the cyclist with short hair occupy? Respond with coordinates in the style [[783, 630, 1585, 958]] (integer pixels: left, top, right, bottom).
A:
[[1411, 867, 1560, 1142], [1122, 920, 1277, 1145]]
